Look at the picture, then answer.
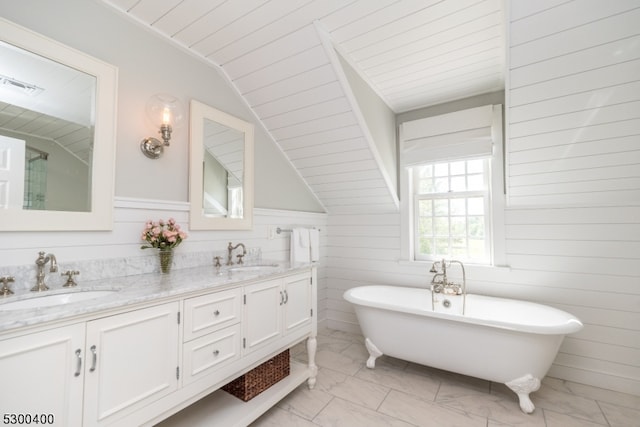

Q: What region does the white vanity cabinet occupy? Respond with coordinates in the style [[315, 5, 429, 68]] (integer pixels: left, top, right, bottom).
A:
[[0, 302, 180, 427], [0, 266, 316, 427], [243, 271, 313, 355], [0, 323, 85, 426], [83, 302, 180, 426]]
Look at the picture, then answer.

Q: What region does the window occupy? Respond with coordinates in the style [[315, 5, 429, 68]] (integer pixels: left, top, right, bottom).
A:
[[399, 104, 505, 266], [411, 158, 491, 263]]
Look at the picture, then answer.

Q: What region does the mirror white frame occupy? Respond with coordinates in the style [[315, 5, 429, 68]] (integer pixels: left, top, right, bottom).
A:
[[0, 18, 117, 231], [189, 100, 254, 230]]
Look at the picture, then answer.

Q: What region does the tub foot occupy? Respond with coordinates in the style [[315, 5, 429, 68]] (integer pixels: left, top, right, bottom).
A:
[[306, 336, 318, 389], [365, 338, 382, 369], [505, 374, 541, 413]]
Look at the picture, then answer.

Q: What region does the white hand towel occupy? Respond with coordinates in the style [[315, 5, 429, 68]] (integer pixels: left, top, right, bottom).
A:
[[309, 228, 320, 262], [290, 228, 311, 263], [299, 227, 310, 248]]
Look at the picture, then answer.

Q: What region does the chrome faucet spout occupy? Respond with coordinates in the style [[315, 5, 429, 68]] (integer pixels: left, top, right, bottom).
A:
[[32, 251, 58, 292], [226, 242, 247, 266]]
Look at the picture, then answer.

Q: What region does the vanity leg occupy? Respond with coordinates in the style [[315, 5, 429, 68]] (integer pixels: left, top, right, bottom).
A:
[[306, 335, 318, 389]]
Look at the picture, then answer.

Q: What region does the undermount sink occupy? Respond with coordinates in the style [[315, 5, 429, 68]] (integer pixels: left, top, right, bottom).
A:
[[228, 264, 279, 272], [0, 290, 117, 311]]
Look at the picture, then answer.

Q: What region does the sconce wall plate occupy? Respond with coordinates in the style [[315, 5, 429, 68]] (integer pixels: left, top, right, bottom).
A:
[[140, 137, 164, 159]]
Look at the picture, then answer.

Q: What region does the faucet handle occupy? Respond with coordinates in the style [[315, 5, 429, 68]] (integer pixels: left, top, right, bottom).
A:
[[61, 270, 80, 288], [0, 276, 15, 296]]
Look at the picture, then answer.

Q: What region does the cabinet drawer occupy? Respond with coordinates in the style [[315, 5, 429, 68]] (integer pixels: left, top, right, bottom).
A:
[[184, 288, 242, 341], [183, 324, 241, 385]]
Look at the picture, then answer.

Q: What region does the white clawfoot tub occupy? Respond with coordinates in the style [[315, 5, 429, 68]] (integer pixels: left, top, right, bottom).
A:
[[343, 286, 583, 413]]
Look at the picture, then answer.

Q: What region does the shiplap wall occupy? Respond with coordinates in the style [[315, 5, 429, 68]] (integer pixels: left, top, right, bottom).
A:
[[507, 0, 640, 205], [326, 1, 640, 396], [326, 208, 640, 395], [0, 200, 328, 322]]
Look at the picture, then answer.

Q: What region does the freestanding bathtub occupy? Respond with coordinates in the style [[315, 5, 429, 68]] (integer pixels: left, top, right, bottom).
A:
[[343, 285, 583, 413]]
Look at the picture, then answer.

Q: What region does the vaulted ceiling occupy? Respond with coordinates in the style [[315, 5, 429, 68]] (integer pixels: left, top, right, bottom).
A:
[[101, 0, 505, 213]]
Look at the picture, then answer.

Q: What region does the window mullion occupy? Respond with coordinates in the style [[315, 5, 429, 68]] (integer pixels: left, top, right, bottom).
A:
[[411, 158, 491, 263]]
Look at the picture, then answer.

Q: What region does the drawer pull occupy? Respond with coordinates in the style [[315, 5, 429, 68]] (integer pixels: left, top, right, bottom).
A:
[[213, 310, 220, 316], [213, 350, 220, 356]]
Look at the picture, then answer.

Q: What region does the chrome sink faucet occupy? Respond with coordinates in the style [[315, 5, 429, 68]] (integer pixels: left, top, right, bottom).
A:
[[227, 242, 246, 266], [32, 251, 58, 292]]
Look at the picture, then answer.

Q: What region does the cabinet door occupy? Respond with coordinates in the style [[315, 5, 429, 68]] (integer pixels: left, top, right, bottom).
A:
[[0, 324, 85, 426], [83, 302, 180, 426], [243, 279, 281, 354], [283, 272, 313, 335]]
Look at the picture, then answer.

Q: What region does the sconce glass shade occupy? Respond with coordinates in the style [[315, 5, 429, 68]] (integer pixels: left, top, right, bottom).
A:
[[146, 93, 184, 129], [141, 93, 184, 159]]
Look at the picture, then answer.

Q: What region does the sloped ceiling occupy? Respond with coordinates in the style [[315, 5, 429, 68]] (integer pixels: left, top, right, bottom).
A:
[[101, 0, 505, 213]]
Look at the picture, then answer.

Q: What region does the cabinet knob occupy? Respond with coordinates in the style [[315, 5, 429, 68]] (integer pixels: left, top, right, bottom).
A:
[[213, 310, 220, 316], [213, 350, 220, 356]]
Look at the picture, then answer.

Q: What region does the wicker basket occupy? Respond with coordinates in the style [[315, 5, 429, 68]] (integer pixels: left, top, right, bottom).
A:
[[222, 349, 290, 401]]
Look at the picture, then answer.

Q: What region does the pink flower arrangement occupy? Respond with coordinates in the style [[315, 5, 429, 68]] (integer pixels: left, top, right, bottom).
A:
[[141, 218, 187, 250]]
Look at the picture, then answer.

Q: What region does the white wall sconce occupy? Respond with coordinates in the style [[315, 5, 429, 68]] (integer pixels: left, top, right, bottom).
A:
[[140, 93, 184, 159]]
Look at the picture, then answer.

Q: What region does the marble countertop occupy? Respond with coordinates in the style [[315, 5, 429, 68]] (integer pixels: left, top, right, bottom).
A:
[[0, 261, 311, 334]]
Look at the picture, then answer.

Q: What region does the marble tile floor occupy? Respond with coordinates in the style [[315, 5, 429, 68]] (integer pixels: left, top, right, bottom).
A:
[[250, 328, 640, 427]]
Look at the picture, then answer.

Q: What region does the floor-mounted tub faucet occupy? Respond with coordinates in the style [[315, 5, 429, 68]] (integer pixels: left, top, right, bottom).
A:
[[429, 259, 467, 314], [32, 251, 58, 292], [429, 258, 448, 291]]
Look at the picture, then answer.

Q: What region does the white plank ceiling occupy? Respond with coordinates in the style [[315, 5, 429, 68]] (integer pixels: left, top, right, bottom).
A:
[[101, 0, 505, 213]]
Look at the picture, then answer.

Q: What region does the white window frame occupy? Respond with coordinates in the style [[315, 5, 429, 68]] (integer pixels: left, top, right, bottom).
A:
[[411, 158, 492, 263], [400, 105, 506, 267]]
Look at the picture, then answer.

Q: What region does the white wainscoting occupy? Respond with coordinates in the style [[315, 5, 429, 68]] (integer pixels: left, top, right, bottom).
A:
[[0, 198, 328, 324]]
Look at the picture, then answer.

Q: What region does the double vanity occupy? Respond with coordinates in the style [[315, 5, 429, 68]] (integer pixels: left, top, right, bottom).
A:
[[0, 262, 318, 427], [0, 15, 317, 427]]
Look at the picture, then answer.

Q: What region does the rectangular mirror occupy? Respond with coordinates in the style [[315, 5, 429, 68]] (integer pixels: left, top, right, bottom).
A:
[[189, 100, 254, 230], [0, 18, 117, 231]]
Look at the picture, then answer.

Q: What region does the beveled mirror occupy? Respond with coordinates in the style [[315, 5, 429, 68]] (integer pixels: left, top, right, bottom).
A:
[[189, 100, 254, 230], [0, 18, 117, 231]]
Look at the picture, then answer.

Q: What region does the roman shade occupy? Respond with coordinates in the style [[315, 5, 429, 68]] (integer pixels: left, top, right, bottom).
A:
[[400, 105, 498, 166]]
